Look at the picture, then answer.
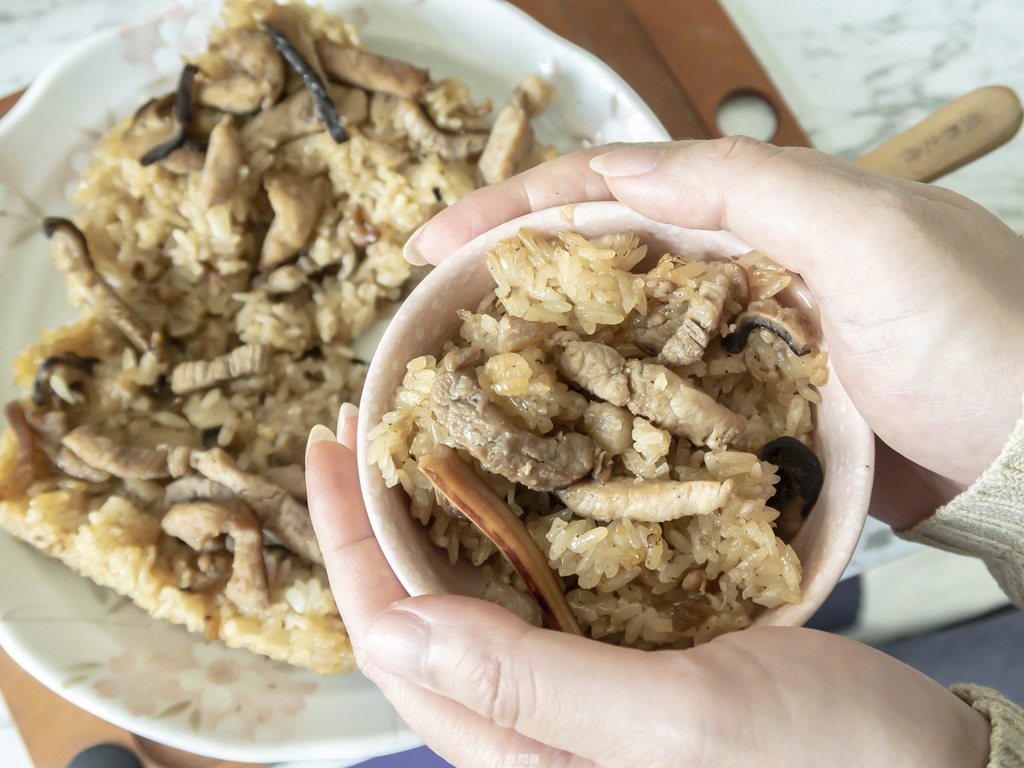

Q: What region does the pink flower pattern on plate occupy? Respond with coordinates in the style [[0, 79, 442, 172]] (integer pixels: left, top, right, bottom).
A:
[[90, 638, 317, 739], [92, 650, 187, 718]]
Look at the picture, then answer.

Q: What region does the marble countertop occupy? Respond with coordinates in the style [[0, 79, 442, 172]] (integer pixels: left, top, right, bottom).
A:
[[1, 0, 1023, 766]]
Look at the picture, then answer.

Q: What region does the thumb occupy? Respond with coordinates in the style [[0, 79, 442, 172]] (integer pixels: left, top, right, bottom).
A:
[[359, 595, 702, 768], [590, 137, 957, 304]]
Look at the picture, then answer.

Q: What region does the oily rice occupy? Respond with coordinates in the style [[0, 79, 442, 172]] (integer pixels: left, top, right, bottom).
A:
[[371, 230, 827, 648], [0, 0, 557, 674]]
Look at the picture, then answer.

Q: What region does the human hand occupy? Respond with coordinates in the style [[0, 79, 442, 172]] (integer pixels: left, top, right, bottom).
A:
[[305, 421, 990, 768], [404, 138, 1024, 527]]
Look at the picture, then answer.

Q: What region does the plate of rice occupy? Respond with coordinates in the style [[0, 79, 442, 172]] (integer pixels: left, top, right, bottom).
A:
[[0, 0, 666, 761]]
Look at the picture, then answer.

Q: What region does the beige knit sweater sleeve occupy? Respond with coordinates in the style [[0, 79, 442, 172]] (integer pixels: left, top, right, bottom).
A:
[[900, 399, 1024, 766]]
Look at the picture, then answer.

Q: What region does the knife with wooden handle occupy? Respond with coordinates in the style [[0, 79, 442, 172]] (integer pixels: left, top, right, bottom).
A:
[[856, 85, 1022, 182]]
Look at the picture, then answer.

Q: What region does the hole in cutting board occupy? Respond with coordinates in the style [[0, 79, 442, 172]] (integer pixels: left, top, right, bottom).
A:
[[716, 90, 779, 142]]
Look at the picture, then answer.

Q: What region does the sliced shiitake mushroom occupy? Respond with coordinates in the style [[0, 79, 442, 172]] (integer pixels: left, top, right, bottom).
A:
[[418, 446, 583, 636], [42, 217, 165, 359], [760, 435, 824, 516], [721, 299, 815, 357], [32, 352, 99, 406], [139, 63, 201, 166]]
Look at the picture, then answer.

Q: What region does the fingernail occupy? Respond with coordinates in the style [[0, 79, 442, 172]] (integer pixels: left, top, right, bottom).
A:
[[336, 401, 359, 444], [590, 146, 665, 177], [305, 423, 337, 462], [361, 609, 429, 684], [403, 222, 429, 266]]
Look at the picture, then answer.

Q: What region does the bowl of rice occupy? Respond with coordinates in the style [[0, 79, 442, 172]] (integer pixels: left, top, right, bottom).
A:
[[358, 200, 873, 647]]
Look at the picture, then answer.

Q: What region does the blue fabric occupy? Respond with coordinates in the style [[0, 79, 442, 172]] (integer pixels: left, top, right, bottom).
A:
[[806, 575, 862, 631], [879, 605, 1024, 706]]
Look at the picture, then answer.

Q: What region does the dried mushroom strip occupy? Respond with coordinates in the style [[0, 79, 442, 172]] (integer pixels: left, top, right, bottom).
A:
[[760, 435, 824, 516], [140, 64, 201, 167], [32, 353, 98, 406], [721, 299, 816, 357], [260, 15, 348, 143], [419, 446, 583, 636], [42, 218, 165, 359]]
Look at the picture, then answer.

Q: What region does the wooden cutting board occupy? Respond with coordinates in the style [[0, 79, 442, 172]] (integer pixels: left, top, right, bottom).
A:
[[0, 2, 806, 766], [510, 0, 809, 144]]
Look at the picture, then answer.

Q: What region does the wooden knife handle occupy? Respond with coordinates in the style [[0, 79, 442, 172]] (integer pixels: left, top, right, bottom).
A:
[[856, 85, 1023, 182]]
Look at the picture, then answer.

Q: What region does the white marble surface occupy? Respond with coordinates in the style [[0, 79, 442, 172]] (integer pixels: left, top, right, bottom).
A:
[[1, 0, 1023, 766], [723, 0, 1024, 229]]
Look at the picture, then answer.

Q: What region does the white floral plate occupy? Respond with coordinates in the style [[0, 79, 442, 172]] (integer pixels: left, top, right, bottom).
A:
[[0, 0, 667, 763]]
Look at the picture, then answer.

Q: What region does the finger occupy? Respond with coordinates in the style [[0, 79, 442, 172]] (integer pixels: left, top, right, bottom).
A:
[[589, 137, 979, 296], [598, 138, 888, 273], [360, 594, 696, 768], [408, 137, 970, 267], [306, 439, 598, 767], [336, 401, 359, 451], [305, 438, 408, 631], [600, 141, 973, 205], [408, 144, 623, 264], [355, 665, 597, 768]]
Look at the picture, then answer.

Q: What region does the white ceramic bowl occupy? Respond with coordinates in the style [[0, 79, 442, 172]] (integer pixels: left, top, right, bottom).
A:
[[358, 200, 875, 631]]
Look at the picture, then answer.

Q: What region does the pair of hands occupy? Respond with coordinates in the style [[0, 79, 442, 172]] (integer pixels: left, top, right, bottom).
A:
[[307, 138, 1024, 767]]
